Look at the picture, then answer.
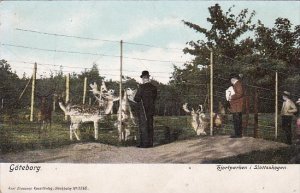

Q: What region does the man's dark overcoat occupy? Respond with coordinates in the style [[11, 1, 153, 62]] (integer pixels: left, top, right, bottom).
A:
[[134, 82, 157, 147]]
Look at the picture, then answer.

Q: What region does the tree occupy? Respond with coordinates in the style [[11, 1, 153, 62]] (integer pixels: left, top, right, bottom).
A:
[[74, 63, 105, 104], [173, 4, 257, 111], [0, 60, 20, 109], [169, 63, 208, 111], [182, 4, 256, 60], [177, 3, 300, 114], [254, 18, 300, 100]]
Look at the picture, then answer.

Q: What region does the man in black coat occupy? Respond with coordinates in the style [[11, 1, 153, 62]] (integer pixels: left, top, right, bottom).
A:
[[134, 71, 157, 148]]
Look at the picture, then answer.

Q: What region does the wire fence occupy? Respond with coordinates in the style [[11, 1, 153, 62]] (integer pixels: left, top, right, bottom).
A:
[[1, 28, 300, 153]]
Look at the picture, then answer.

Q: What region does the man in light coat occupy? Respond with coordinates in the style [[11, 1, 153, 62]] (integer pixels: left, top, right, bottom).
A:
[[228, 73, 244, 138], [281, 91, 297, 144]]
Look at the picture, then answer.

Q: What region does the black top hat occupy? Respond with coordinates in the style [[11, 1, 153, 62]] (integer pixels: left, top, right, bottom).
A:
[[140, 70, 150, 78], [229, 73, 240, 80], [282, 91, 291, 97]]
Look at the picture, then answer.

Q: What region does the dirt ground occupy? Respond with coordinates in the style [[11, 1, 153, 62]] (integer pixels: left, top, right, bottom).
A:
[[0, 136, 290, 163]]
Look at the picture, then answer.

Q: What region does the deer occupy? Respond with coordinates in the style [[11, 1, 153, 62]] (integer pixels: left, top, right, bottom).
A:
[[90, 82, 119, 114], [115, 88, 137, 141], [58, 98, 108, 141], [91, 85, 137, 141], [183, 103, 207, 135], [37, 93, 53, 131], [102, 89, 120, 115], [59, 82, 121, 141], [182, 103, 223, 135]]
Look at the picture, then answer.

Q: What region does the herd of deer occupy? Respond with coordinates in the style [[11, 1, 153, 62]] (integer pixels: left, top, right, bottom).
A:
[[58, 82, 137, 141], [36, 82, 224, 142]]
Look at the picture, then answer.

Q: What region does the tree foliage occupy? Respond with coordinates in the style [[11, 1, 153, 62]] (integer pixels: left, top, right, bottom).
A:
[[174, 3, 300, 113], [1, 4, 299, 116]]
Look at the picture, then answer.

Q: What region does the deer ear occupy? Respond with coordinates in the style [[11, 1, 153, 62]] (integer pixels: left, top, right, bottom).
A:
[[36, 92, 41, 98], [198, 105, 202, 111]]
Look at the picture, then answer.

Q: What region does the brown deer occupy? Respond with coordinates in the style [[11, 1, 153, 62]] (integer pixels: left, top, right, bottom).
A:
[[37, 93, 52, 130]]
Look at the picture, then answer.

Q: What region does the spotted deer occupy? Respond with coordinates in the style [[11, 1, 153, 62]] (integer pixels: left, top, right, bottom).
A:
[[58, 99, 107, 141], [59, 82, 120, 141]]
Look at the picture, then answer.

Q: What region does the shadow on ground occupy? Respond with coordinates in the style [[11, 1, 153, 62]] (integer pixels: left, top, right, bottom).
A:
[[206, 145, 300, 164]]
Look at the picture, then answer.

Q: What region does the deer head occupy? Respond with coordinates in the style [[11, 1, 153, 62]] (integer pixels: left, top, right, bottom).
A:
[[125, 88, 137, 102], [100, 82, 108, 93], [89, 82, 98, 90]]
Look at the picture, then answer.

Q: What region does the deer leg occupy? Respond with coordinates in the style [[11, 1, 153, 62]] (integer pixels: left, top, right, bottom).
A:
[[118, 123, 122, 141], [49, 117, 52, 130], [94, 121, 99, 140], [121, 125, 124, 141], [70, 123, 73, 141], [46, 120, 50, 131], [125, 128, 130, 141], [129, 110, 137, 125], [129, 110, 134, 121], [122, 129, 125, 141], [73, 123, 80, 141]]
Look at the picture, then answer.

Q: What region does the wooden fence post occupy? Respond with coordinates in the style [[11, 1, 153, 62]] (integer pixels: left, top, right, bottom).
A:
[[243, 94, 250, 134], [65, 73, 70, 121], [83, 77, 87, 105], [254, 88, 259, 138], [210, 50, 213, 136], [119, 40, 123, 135], [53, 95, 56, 112], [30, 63, 37, 122], [275, 71, 278, 139]]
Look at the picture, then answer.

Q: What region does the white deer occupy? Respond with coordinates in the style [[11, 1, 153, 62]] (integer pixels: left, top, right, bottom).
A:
[[183, 103, 222, 136], [90, 82, 119, 114], [116, 88, 137, 141], [183, 103, 207, 135]]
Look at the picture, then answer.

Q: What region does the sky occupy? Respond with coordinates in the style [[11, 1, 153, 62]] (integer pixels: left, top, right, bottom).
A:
[[0, 1, 299, 84]]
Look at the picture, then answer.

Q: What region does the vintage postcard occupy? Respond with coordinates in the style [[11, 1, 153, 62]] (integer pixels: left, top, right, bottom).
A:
[[0, 1, 299, 192]]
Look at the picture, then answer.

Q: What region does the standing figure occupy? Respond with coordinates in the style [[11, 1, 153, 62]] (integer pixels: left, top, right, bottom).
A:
[[37, 94, 53, 131], [281, 91, 297, 145], [227, 73, 244, 138], [296, 98, 300, 144], [134, 71, 157, 148]]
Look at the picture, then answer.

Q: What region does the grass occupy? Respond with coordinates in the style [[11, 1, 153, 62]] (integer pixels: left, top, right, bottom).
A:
[[0, 112, 297, 157], [0, 114, 194, 153], [220, 113, 296, 144], [0, 121, 72, 153]]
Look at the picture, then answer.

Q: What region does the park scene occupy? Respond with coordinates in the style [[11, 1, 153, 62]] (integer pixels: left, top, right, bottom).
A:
[[0, 2, 299, 163]]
